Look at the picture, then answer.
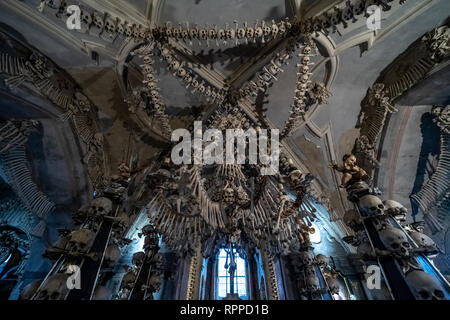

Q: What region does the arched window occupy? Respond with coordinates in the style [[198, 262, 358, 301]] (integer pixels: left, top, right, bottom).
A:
[[216, 248, 247, 300]]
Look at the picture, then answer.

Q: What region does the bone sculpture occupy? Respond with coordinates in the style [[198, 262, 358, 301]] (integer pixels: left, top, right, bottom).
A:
[[338, 167, 448, 299], [34, 0, 409, 146], [116, 224, 163, 300], [155, 42, 226, 103], [143, 104, 318, 259], [0, 33, 106, 193], [281, 38, 317, 138], [0, 121, 55, 231], [37, 0, 409, 45], [410, 106, 450, 232]]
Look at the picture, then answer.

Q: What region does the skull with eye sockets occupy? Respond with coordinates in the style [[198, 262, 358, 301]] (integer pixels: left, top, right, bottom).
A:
[[226, 27, 235, 39], [237, 27, 246, 39], [36, 273, 69, 300], [406, 270, 445, 300], [379, 226, 411, 258], [245, 26, 254, 38], [358, 195, 384, 216]]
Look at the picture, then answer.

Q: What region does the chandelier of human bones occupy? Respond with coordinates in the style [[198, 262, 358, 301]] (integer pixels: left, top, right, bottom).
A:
[[129, 27, 326, 256]]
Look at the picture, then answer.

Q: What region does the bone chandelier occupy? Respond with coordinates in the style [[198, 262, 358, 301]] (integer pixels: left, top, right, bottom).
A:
[[36, 1, 408, 257]]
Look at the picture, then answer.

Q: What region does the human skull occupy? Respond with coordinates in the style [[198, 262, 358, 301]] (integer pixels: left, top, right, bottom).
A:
[[65, 229, 96, 255], [199, 28, 208, 40], [222, 187, 235, 204], [121, 271, 137, 290], [88, 197, 113, 218], [305, 273, 320, 292], [226, 28, 235, 39], [358, 195, 384, 216], [353, 1, 365, 16], [237, 27, 246, 39], [245, 26, 254, 38], [218, 29, 226, 39], [255, 27, 263, 37], [325, 276, 340, 294], [104, 18, 116, 34], [141, 224, 156, 236], [132, 251, 146, 266], [92, 286, 111, 300], [302, 56, 311, 64], [383, 200, 407, 222], [289, 169, 303, 186], [124, 24, 133, 37], [148, 273, 161, 292], [263, 26, 271, 37], [299, 250, 314, 267], [186, 27, 197, 39], [405, 270, 445, 300], [117, 22, 125, 35], [379, 226, 411, 258], [165, 26, 173, 37], [144, 233, 159, 252], [408, 230, 437, 252], [36, 273, 69, 300], [278, 21, 286, 34], [19, 280, 42, 300], [208, 28, 217, 39], [356, 242, 376, 260], [343, 209, 362, 230], [303, 46, 312, 55], [81, 10, 92, 27], [271, 20, 279, 36], [172, 27, 181, 38], [104, 244, 121, 268], [92, 13, 104, 30], [150, 253, 164, 270], [299, 74, 310, 83], [315, 254, 329, 268]]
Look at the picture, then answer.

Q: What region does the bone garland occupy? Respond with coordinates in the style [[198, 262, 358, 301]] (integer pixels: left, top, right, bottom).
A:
[[0, 121, 56, 220], [38, 1, 150, 42], [36, 0, 406, 46], [234, 41, 297, 102], [159, 18, 293, 47], [303, 0, 407, 36], [410, 116, 450, 224], [353, 83, 397, 172], [281, 39, 316, 139], [133, 48, 172, 139], [0, 40, 104, 189], [362, 83, 398, 145], [355, 135, 380, 167], [155, 43, 226, 103]]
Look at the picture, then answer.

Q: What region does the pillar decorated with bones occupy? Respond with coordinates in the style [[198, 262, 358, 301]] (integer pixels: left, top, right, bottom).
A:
[[330, 153, 450, 300]]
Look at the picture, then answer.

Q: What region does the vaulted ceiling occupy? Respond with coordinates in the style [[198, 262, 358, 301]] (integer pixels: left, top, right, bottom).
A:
[[0, 0, 449, 230]]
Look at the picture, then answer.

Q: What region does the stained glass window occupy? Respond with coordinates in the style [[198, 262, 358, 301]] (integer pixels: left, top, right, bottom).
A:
[[216, 248, 247, 299]]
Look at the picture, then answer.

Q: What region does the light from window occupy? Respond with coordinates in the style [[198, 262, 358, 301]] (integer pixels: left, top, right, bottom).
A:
[[216, 248, 247, 299], [310, 223, 321, 244]]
